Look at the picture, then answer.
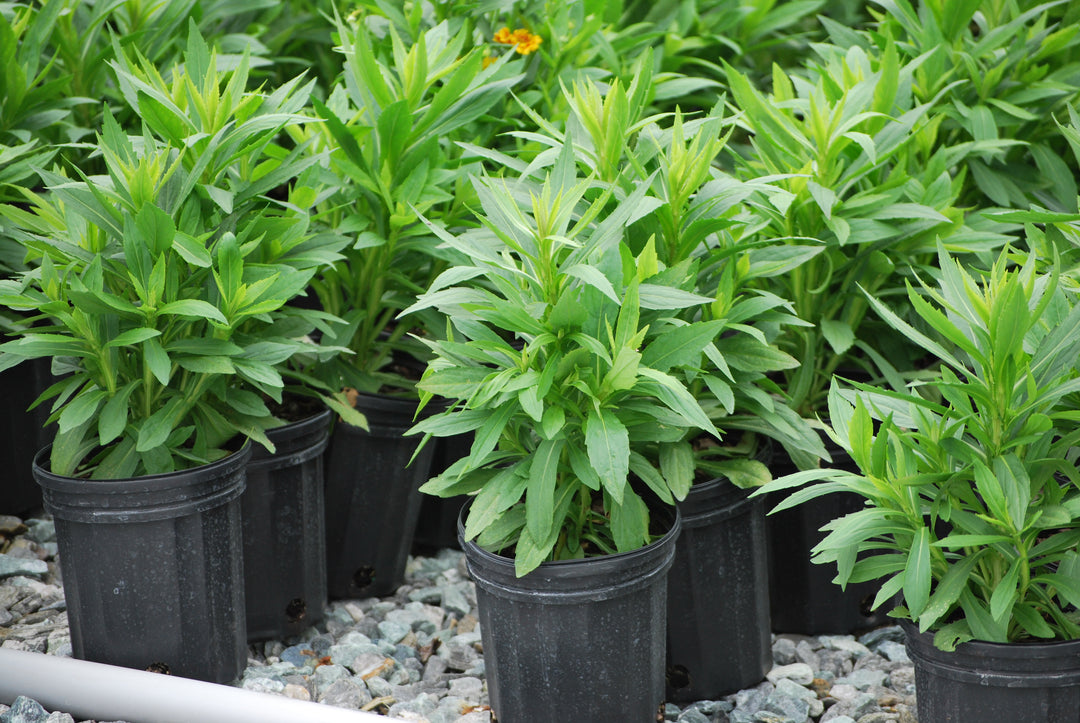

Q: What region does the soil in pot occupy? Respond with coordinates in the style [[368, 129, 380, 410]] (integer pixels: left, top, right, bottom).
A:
[[904, 623, 1080, 722], [666, 475, 771, 701], [461, 503, 681, 723], [33, 444, 250, 684], [241, 399, 331, 641], [323, 392, 437, 599]]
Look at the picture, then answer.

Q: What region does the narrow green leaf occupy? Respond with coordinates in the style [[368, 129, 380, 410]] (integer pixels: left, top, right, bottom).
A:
[[906, 527, 931, 618], [659, 441, 694, 501], [820, 319, 855, 356], [641, 320, 724, 372], [584, 406, 629, 505], [143, 338, 172, 386], [58, 389, 106, 434], [526, 438, 564, 543], [990, 559, 1020, 622], [157, 299, 229, 325], [98, 382, 139, 445], [135, 398, 182, 452], [916, 552, 983, 631], [105, 328, 162, 348]]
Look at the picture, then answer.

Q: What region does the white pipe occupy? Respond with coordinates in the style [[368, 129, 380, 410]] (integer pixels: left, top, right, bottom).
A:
[[0, 648, 402, 723]]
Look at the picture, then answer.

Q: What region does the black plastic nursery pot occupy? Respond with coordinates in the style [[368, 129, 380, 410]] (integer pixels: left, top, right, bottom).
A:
[[766, 442, 890, 634], [903, 623, 1080, 722], [33, 443, 250, 684], [241, 408, 331, 641], [324, 392, 437, 599], [461, 504, 681, 723], [411, 432, 473, 554], [666, 476, 771, 701], [0, 358, 55, 516]]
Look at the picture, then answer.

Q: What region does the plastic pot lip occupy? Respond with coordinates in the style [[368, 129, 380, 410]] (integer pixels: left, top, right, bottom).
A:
[[458, 498, 681, 591], [33, 443, 251, 524], [265, 406, 332, 441], [335, 390, 446, 436], [250, 407, 332, 465], [902, 620, 1080, 669], [33, 441, 252, 490], [679, 476, 757, 524]]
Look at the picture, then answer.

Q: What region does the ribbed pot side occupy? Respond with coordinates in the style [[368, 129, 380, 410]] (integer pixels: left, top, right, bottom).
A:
[[34, 444, 250, 684], [461, 505, 681, 723]]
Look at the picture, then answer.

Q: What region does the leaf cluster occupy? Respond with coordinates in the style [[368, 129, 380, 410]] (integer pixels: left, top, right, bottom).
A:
[[298, 15, 524, 394], [0, 25, 350, 478], [407, 152, 723, 576], [760, 243, 1080, 649]]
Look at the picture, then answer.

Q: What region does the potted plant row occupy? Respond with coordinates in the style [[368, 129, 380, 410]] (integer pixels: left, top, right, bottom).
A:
[[0, 27, 357, 680]]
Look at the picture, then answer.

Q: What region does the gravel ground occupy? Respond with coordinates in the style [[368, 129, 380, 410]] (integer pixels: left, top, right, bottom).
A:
[[0, 513, 918, 723]]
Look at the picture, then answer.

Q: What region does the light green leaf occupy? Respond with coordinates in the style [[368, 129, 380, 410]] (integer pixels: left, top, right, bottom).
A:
[[918, 552, 983, 631], [905, 527, 931, 618], [135, 398, 182, 452], [540, 405, 565, 440], [157, 299, 229, 325], [105, 328, 162, 348], [820, 319, 855, 356], [659, 441, 694, 501], [637, 284, 712, 310], [59, 389, 106, 434], [990, 559, 1020, 622], [98, 382, 139, 446], [585, 407, 629, 505], [641, 320, 724, 372], [526, 438, 563, 544], [143, 338, 172, 386]]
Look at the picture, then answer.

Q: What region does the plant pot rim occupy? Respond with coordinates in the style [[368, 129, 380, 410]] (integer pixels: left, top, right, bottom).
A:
[[34, 442, 252, 524], [457, 499, 681, 602], [33, 440, 252, 487], [901, 620, 1080, 654]]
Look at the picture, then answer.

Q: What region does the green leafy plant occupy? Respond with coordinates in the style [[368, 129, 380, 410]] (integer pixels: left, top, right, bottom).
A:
[[482, 66, 827, 471], [297, 14, 523, 395], [838, 0, 1080, 210], [0, 28, 351, 478], [726, 42, 990, 417], [406, 150, 724, 576], [758, 244, 1080, 649]]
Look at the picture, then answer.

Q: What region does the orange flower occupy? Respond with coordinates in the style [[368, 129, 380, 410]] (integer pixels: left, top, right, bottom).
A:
[[492, 26, 542, 55]]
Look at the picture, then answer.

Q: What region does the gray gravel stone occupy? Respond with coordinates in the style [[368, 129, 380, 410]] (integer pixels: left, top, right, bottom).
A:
[[819, 635, 872, 658], [766, 663, 814, 686], [772, 637, 797, 665], [43, 713, 74, 723], [887, 666, 916, 695], [313, 663, 351, 691], [858, 626, 904, 648], [389, 692, 439, 719], [836, 668, 888, 690], [448, 676, 484, 700], [876, 641, 910, 663], [318, 678, 372, 709], [0, 555, 48, 580], [677, 709, 712, 723], [772, 678, 824, 717], [0, 696, 48, 723], [377, 619, 411, 643]]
